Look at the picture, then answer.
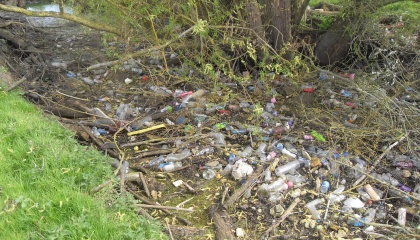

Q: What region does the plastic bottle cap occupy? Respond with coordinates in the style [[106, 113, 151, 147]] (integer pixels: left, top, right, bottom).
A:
[[287, 181, 294, 188]]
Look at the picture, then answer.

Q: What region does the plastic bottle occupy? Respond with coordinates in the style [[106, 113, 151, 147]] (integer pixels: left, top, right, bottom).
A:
[[147, 155, 165, 167], [281, 148, 297, 158], [209, 132, 226, 146], [221, 164, 233, 176], [240, 146, 253, 158], [131, 115, 153, 130], [264, 169, 272, 181], [196, 147, 214, 156], [160, 161, 182, 171], [255, 143, 267, 162], [203, 169, 216, 180], [328, 184, 346, 203], [166, 149, 191, 162], [286, 174, 307, 185], [311, 130, 326, 142], [274, 160, 301, 176], [329, 159, 340, 178], [371, 172, 399, 186], [266, 179, 289, 192], [266, 151, 277, 161]]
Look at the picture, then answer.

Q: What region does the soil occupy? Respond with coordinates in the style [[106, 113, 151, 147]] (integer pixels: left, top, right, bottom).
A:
[[1, 9, 419, 240]]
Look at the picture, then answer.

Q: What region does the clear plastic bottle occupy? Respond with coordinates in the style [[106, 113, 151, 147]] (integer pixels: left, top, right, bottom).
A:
[[255, 143, 267, 162], [203, 169, 216, 179], [196, 146, 214, 156], [162, 161, 183, 171], [166, 149, 192, 162], [274, 160, 301, 176], [209, 132, 226, 146], [266, 179, 288, 192], [240, 146, 253, 158], [148, 155, 165, 167], [131, 115, 153, 130], [371, 172, 399, 186]]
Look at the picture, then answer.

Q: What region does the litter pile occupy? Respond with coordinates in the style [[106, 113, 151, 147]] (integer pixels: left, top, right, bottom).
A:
[[52, 63, 420, 239]]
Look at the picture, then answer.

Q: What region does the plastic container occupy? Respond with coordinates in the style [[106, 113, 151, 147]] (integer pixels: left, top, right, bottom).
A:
[[274, 160, 301, 176]]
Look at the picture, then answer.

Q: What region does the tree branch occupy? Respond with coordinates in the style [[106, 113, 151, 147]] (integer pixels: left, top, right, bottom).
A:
[[0, 4, 121, 36]]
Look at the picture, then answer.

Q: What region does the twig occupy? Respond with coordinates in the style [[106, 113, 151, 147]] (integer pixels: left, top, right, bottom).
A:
[[137, 207, 154, 221], [87, 26, 195, 71], [91, 180, 113, 194], [126, 186, 192, 226], [56, 90, 89, 101], [182, 181, 197, 194], [6, 76, 27, 92], [223, 165, 264, 207], [166, 219, 175, 240], [176, 197, 194, 208], [77, 123, 104, 147], [139, 172, 151, 198], [221, 186, 229, 205], [261, 197, 301, 238], [135, 204, 193, 212]]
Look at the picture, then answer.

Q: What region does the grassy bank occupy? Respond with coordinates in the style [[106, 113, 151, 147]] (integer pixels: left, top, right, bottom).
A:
[[0, 89, 166, 239]]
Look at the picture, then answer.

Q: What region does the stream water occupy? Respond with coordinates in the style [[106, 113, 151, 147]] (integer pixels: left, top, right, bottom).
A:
[[25, 1, 74, 27], [26, 0, 73, 13]]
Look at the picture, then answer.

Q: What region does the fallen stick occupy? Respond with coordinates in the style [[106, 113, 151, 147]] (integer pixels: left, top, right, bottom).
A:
[[126, 186, 192, 226], [166, 219, 175, 240], [139, 172, 151, 198], [135, 204, 193, 212], [208, 204, 235, 240], [223, 165, 264, 207], [261, 197, 301, 238], [91, 180, 113, 194], [137, 207, 154, 221]]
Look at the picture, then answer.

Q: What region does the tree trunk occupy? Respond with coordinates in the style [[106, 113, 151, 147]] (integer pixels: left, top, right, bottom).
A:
[[247, 1, 267, 62], [270, 0, 291, 59], [314, 19, 352, 65], [291, 0, 310, 25], [314, 0, 405, 65]]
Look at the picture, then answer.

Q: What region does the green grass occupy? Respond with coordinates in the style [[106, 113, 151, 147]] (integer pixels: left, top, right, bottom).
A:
[[0, 89, 166, 239], [309, 0, 344, 7]]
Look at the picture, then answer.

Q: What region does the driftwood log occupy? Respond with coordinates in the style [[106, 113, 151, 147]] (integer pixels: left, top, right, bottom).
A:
[[208, 204, 235, 240]]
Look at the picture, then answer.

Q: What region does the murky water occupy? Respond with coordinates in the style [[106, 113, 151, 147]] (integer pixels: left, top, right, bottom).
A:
[[26, 2, 73, 14], [25, 1, 74, 27]]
